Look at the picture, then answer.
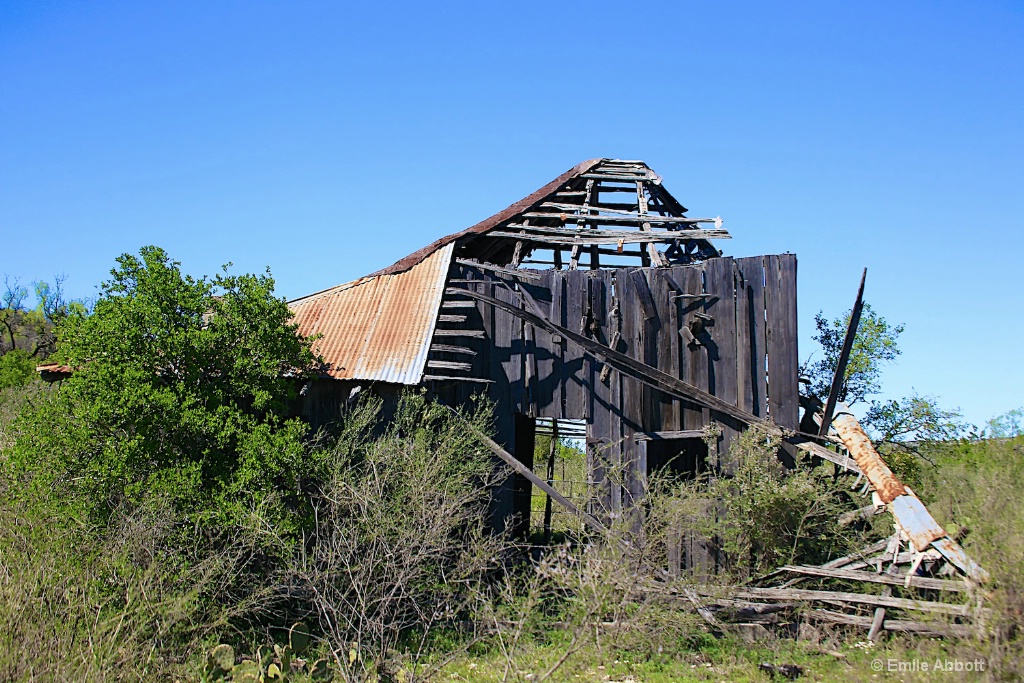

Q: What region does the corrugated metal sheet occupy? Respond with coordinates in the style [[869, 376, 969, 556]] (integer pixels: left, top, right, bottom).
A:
[[289, 243, 453, 384]]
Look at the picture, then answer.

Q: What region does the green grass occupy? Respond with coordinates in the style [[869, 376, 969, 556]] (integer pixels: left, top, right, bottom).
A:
[[438, 630, 992, 682]]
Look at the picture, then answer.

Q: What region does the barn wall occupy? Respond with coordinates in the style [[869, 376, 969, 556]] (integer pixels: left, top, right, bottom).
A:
[[433, 255, 798, 568]]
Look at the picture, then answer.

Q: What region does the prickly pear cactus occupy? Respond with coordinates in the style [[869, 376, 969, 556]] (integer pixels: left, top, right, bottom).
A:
[[289, 622, 311, 656], [206, 643, 235, 679], [203, 626, 332, 682]]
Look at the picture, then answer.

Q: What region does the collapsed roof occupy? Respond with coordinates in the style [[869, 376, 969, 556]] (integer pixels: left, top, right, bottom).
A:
[[289, 158, 731, 383]]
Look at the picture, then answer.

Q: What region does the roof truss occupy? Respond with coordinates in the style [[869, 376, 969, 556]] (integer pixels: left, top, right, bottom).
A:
[[456, 159, 729, 270]]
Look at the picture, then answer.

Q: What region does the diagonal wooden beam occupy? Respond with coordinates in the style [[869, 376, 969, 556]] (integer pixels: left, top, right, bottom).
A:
[[818, 268, 867, 437]]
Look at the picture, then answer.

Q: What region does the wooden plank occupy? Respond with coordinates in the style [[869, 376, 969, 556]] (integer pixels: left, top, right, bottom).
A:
[[819, 268, 867, 436], [734, 260, 752, 416], [807, 610, 973, 638], [775, 564, 965, 592], [431, 329, 486, 338], [607, 272, 623, 515], [563, 271, 587, 419], [526, 274, 556, 418], [787, 437, 863, 474], [438, 314, 467, 323], [868, 587, 891, 642], [587, 271, 615, 518], [492, 282, 522, 413], [493, 229, 730, 243], [704, 257, 740, 472], [628, 268, 658, 320], [524, 322, 538, 417], [735, 256, 767, 418], [423, 374, 493, 384], [639, 270, 663, 437], [650, 269, 680, 431], [430, 344, 477, 356], [635, 430, 706, 441], [541, 202, 717, 222], [511, 414, 536, 539], [681, 265, 710, 433], [550, 272, 565, 416], [637, 180, 664, 266], [700, 587, 974, 616], [426, 360, 472, 371], [618, 270, 645, 509], [765, 255, 799, 429]]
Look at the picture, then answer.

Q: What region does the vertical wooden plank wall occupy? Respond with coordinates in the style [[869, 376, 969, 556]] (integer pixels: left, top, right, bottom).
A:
[[734, 256, 768, 422], [458, 255, 798, 537], [765, 254, 799, 430]]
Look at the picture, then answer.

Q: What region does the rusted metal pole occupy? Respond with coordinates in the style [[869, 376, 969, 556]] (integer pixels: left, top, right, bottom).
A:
[[830, 402, 989, 583], [830, 403, 906, 504]]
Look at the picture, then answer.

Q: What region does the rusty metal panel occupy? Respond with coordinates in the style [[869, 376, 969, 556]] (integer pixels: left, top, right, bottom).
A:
[[289, 243, 453, 384]]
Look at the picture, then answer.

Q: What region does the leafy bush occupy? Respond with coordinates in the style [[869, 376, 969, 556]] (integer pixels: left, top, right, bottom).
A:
[[0, 349, 36, 389], [914, 435, 1024, 676], [645, 426, 865, 579], [6, 246, 321, 529]]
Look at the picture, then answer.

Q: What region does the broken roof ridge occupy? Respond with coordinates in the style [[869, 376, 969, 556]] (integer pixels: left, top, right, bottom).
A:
[[369, 158, 607, 277]]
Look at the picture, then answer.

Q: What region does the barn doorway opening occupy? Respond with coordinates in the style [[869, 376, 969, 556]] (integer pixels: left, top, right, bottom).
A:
[[529, 417, 587, 545]]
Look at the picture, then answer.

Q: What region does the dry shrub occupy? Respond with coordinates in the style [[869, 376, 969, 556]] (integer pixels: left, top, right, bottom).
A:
[[278, 391, 511, 681], [0, 493, 261, 682]]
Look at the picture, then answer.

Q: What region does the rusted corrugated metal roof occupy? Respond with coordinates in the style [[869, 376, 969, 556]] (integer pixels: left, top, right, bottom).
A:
[[289, 243, 453, 384]]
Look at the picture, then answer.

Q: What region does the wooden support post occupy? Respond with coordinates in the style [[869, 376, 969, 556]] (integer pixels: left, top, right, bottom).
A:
[[637, 180, 665, 267], [543, 420, 558, 545]]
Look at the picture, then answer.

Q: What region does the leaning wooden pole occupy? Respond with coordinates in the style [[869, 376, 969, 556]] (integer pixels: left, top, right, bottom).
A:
[[818, 268, 867, 438]]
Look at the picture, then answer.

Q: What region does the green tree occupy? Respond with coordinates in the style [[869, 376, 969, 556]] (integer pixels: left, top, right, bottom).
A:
[[803, 303, 903, 406], [802, 302, 964, 458], [0, 350, 36, 389], [988, 407, 1024, 438], [9, 246, 321, 526], [1, 275, 74, 355]]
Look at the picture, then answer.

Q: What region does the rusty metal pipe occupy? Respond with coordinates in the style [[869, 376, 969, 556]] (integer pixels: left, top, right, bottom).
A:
[[830, 403, 906, 504]]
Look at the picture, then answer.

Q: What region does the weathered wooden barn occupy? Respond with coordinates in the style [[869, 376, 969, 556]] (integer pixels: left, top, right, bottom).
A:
[[38, 157, 990, 613], [289, 159, 807, 546]]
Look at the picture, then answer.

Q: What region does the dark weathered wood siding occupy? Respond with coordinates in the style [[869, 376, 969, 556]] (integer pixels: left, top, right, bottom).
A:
[[428, 255, 798, 537]]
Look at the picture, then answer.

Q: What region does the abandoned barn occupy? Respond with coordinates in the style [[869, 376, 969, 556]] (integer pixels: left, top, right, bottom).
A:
[[32, 157, 988, 632], [289, 159, 797, 542], [288, 158, 986, 596]]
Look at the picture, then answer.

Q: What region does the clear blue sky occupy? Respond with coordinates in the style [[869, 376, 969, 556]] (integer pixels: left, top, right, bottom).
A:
[[2, 1, 1021, 427]]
